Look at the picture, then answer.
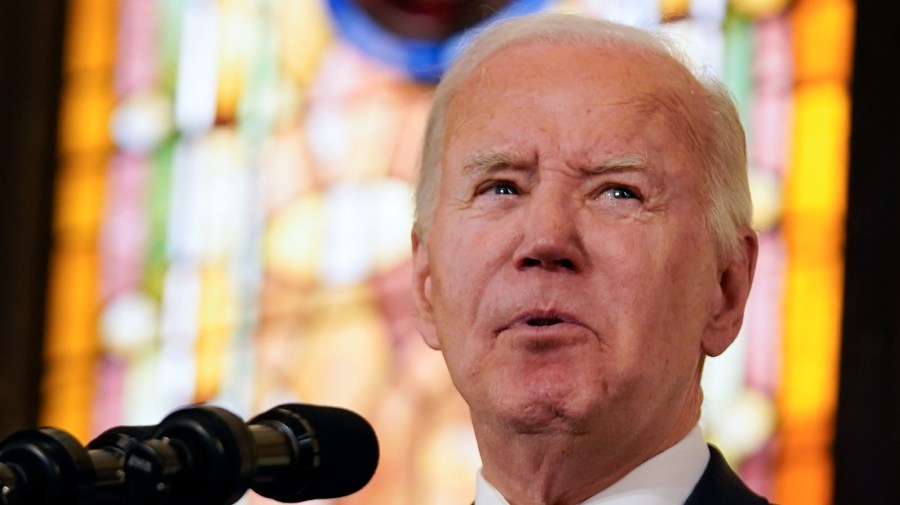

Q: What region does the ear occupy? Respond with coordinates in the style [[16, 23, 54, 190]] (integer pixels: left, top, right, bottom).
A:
[[701, 227, 759, 357], [412, 232, 441, 350]]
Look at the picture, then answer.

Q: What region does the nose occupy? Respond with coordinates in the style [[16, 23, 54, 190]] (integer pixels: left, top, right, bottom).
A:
[[513, 190, 586, 273]]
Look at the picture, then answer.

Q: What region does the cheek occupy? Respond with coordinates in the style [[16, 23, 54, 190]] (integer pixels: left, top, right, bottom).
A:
[[589, 228, 711, 346], [427, 245, 488, 345], [432, 219, 514, 301], [426, 223, 519, 364]]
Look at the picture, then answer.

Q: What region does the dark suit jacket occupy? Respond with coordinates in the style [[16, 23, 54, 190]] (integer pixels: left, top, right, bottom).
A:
[[684, 445, 770, 504]]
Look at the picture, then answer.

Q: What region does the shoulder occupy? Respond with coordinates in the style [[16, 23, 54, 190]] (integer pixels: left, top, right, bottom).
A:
[[684, 445, 771, 505]]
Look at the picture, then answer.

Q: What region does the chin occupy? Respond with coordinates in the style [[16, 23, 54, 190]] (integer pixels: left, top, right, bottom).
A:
[[493, 389, 592, 436], [465, 362, 604, 434]]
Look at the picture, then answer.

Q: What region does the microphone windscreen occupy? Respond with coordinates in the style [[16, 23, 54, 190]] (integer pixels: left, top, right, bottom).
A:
[[253, 403, 379, 502]]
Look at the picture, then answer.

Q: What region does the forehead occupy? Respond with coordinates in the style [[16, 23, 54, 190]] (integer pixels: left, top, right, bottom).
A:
[[443, 41, 706, 163]]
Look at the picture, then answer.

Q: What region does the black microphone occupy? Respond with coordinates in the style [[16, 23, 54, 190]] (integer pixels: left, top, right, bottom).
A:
[[0, 427, 94, 505], [0, 403, 379, 505], [247, 403, 380, 502], [109, 403, 379, 504]]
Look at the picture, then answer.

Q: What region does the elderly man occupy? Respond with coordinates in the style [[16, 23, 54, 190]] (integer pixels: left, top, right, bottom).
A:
[[410, 12, 766, 505]]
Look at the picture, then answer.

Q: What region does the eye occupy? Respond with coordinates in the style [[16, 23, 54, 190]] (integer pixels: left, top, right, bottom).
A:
[[606, 187, 638, 199], [479, 181, 519, 196], [590, 184, 643, 208], [493, 182, 519, 195]]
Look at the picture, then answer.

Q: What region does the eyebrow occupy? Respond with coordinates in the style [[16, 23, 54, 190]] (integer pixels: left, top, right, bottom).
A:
[[462, 151, 530, 175], [462, 151, 651, 176], [583, 152, 652, 175]]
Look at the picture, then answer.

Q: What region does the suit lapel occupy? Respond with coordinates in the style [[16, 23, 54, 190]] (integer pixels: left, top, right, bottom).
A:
[[684, 445, 770, 505]]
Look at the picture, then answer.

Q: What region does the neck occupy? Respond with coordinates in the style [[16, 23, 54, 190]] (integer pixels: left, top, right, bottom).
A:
[[474, 402, 700, 505]]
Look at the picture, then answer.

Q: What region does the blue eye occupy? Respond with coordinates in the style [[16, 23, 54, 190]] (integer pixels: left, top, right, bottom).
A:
[[608, 187, 637, 199], [492, 183, 518, 195]]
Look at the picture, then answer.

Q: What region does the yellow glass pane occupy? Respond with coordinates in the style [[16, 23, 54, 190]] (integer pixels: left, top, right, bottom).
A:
[[780, 259, 842, 421], [216, 0, 251, 122], [276, 0, 332, 86], [659, 0, 688, 18], [730, 0, 793, 18], [195, 265, 236, 402], [264, 191, 326, 285], [785, 83, 850, 216]]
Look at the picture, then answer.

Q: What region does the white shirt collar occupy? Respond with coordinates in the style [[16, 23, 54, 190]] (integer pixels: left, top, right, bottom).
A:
[[475, 426, 709, 505]]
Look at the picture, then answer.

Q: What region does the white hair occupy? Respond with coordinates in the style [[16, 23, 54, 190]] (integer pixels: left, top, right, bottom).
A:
[[413, 12, 752, 260]]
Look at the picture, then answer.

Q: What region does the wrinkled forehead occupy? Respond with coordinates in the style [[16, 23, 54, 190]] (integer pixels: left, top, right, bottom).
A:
[[630, 84, 711, 159], [449, 40, 704, 126], [444, 40, 710, 162]]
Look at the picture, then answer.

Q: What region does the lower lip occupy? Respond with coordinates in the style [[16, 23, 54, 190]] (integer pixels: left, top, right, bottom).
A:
[[499, 322, 590, 348]]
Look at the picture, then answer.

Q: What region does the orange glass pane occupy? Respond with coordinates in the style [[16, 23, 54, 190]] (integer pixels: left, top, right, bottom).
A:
[[52, 156, 106, 242], [778, 5, 853, 498], [792, 0, 855, 83], [41, 0, 116, 439], [41, 247, 100, 439], [58, 76, 115, 155], [64, 0, 118, 73], [775, 418, 833, 505]]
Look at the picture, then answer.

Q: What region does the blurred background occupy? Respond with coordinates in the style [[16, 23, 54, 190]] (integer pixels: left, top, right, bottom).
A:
[[0, 0, 896, 504]]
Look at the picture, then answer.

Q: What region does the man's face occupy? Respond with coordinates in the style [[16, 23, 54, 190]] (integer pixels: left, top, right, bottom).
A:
[[413, 42, 744, 446]]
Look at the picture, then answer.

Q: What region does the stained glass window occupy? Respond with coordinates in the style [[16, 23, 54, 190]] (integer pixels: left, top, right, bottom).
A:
[[46, 1, 853, 503]]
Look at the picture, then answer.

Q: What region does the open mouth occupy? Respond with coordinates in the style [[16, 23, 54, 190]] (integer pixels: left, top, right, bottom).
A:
[[526, 317, 564, 327], [496, 310, 581, 335]]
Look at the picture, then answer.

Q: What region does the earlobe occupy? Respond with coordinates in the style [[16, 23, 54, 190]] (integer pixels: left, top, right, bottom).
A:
[[412, 232, 441, 350], [701, 227, 759, 357]]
